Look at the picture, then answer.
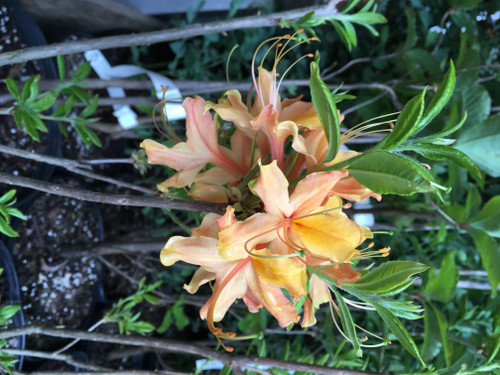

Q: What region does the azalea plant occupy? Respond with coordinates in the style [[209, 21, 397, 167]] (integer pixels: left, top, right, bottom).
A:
[[140, 31, 475, 363]]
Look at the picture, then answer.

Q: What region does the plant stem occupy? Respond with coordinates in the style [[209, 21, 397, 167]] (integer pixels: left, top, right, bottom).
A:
[[2, 349, 109, 371], [0, 144, 154, 195], [0, 326, 379, 375], [53, 318, 106, 355], [0, 3, 341, 67], [0, 172, 226, 214]]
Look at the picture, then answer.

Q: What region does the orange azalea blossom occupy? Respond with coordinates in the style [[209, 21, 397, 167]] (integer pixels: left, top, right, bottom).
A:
[[140, 96, 250, 201], [160, 211, 301, 351], [206, 35, 321, 169]]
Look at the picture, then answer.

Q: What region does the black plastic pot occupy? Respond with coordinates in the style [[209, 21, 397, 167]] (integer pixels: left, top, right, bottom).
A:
[[1, 0, 61, 212], [0, 240, 25, 369]]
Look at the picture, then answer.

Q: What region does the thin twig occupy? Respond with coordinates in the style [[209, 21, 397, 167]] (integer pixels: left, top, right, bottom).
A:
[[0, 144, 154, 195], [13, 371, 187, 375], [53, 318, 106, 355], [0, 4, 341, 67], [2, 349, 109, 371], [342, 92, 387, 115], [322, 52, 398, 80], [350, 208, 439, 221], [0, 326, 379, 375], [0, 172, 226, 214]]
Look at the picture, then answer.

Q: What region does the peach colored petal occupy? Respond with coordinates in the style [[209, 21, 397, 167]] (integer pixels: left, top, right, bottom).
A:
[[157, 168, 202, 191], [246, 264, 300, 327], [205, 90, 254, 133], [140, 139, 207, 172], [192, 213, 220, 238], [217, 213, 280, 261], [252, 67, 281, 115], [253, 240, 307, 298], [279, 101, 322, 130], [301, 298, 317, 327], [160, 236, 232, 272], [291, 208, 369, 263], [216, 206, 237, 231], [275, 121, 309, 155], [252, 160, 293, 218], [323, 263, 361, 283], [308, 274, 330, 308], [334, 177, 382, 202], [289, 171, 347, 218], [184, 268, 215, 294], [200, 260, 251, 322]]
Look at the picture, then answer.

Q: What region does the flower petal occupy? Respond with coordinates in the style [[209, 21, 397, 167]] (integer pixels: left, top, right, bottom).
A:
[[289, 171, 347, 218], [252, 240, 307, 298], [291, 205, 369, 263], [253, 160, 293, 218], [205, 90, 254, 134], [333, 176, 382, 202], [246, 264, 300, 327], [160, 236, 232, 272], [217, 213, 280, 260], [279, 101, 322, 129], [184, 268, 215, 294]]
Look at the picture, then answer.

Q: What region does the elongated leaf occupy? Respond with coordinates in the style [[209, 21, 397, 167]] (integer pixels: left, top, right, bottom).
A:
[[347, 261, 428, 294], [468, 228, 500, 297], [71, 61, 92, 83], [405, 143, 481, 180], [0, 190, 16, 205], [57, 55, 65, 82], [4, 78, 21, 100], [422, 304, 442, 362], [418, 61, 455, 130], [424, 251, 458, 302], [31, 92, 56, 113], [429, 302, 451, 367], [455, 115, 500, 177], [332, 288, 362, 357], [378, 90, 426, 149], [470, 196, 500, 238], [310, 61, 340, 162], [348, 152, 434, 195], [372, 301, 425, 366]]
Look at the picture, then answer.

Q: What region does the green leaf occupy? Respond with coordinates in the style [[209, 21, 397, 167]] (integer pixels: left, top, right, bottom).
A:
[[3, 78, 21, 100], [346, 261, 429, 294], [428, 302, 452, 367], [57, 55, 65, 82], [422, 304, 442, 361], [371, 301, 425, 366], [455, 115, 500, 177], [310, 60, 340, 162], [419, 61, 455, 130], [424, 251, 458, 302], [21, 75, 40, 102], [0, 219, 19, 237], [405, 49, 441, 76], [157, 310, 172, 334], [403, 8, 417, 51], [332, 289, 362, 357], [0, 305, 21, 321], [0, 190, 16, 205], [468, 228, 500, 296], [378, 90, 426, 149], [31, 93, 56, 113], [21, 112, 40, 141], [80, 95, 99, 118], [71, 61, 92, 83], [404, 143, 481, 180], [348, 152, 435, 195], [470, 196, 500, 238]]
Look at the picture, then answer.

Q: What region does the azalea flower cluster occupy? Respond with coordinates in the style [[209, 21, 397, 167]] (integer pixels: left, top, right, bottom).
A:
[[141, 35, 389, 350]]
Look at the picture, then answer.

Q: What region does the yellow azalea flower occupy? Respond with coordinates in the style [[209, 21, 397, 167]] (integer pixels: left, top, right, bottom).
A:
[[217, 161, 373, 298], [160, 209, 300, 351]]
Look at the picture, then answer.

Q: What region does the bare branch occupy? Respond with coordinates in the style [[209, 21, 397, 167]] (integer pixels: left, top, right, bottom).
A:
[[0, 326, 380, 375], [0, 4, 342, 67], [0, 144, 154, 195], [0, 172, 226, 214]]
